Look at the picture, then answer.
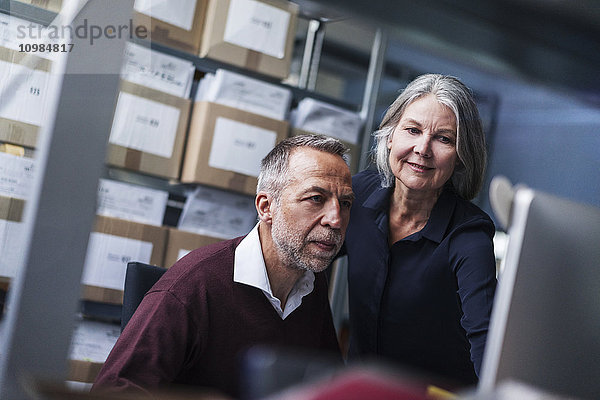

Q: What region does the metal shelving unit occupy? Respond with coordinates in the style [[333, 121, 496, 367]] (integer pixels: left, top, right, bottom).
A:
[[0, 2, 387, 395], [0, 1, 133, 397]]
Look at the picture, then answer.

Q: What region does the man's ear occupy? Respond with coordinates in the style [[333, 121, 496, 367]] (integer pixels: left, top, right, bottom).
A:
[[256, 192, 273, 223]]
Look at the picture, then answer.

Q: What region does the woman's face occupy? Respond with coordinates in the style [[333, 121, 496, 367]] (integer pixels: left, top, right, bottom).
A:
[[387, 94, 458, 195]]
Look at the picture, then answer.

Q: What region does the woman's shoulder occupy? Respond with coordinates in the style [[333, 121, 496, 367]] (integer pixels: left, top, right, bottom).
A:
[[352, 169, 383, 198], [447, 191, 495, 236]]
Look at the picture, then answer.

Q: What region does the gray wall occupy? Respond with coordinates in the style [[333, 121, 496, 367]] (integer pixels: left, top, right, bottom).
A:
[[379, 41, 600, 227]]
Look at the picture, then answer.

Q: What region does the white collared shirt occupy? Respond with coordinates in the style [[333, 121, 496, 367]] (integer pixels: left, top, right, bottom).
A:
[[234, 223, 315, 320]]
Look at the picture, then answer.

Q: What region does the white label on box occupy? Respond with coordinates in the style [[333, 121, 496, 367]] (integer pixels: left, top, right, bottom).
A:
[[82, 232, 153, 291], [208, 117, 276, 177], [0, 59, 50, 126], [178, 186, 256, 239], [196, 69, 291, 120], [0, 14, 58, 60], [109, 92, 180, 158], [0, 220, 26, 278], [293, 98, 363, 144], [177, 248, 192, 261], [121, 42, 195, 98], [97, 179, 168, 226], [0, 152, 35, 200], [134, 0, 197, 31], [224, 0, 290, 59], [69, 318, 121, 363]]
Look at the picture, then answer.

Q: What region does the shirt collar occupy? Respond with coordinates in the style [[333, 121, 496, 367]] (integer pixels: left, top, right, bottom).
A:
[[420, 189, 456, 243], [362, 182, 456, 244], [234, 223, 315, 319]]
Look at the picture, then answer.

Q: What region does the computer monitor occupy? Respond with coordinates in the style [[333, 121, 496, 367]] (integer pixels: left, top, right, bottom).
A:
[[479, 187, 600, 399]]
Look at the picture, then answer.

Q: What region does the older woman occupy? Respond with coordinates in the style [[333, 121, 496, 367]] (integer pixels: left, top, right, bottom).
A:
[[344, 74, 496, 386]]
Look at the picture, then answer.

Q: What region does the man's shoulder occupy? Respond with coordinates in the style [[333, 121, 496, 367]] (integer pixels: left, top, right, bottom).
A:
[[153, 236, 244, 295]]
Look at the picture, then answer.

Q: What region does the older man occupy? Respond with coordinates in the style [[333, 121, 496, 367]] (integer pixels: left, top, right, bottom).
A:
[[92, 135, 354, 398]]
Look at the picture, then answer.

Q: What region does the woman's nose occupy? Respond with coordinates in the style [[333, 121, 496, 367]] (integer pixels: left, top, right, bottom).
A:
[[414, 136, 432, 158]]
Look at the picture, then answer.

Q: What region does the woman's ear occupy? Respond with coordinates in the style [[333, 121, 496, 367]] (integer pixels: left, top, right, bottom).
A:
[[256, 192, 273, 223]]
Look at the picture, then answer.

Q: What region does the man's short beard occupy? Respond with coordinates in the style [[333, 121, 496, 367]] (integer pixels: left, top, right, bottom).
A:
[[271, 214, 339, 273]]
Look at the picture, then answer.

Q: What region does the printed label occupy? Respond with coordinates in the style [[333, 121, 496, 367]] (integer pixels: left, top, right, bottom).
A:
[[82, 232, 153, 291], [97, 179, 168, 226], [208, 117, 276, 177], [121, 42, 194, 98], [0, 59, 50, 126], [0, 219, 26, 278], [109, 92, 180, 158], [0, 152, 34, 200], [134, 0, 197, 31], [224, 0, 290, 59], [178, 185, 256, 240]]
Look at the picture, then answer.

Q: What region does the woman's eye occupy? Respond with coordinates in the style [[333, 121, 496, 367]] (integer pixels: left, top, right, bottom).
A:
[[407, 128, 420, 135], [438, 135, 453, 144]]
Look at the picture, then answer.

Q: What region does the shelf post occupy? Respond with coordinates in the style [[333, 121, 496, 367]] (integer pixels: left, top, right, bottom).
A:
[[0, 1, 132, 397]]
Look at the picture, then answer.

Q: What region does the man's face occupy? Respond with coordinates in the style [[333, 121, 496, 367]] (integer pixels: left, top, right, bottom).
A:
[[270, 148, 353, 273]]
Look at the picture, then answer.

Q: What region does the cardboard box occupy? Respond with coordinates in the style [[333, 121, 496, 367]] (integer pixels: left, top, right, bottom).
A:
[[133, 0, 208, 54], [120, 42, 195, 99], [196, 68, 291, 120], [12, 0, 62, 12], [0, 195, 25, 223], [177, 185, 257, 240], [68, 359, 104, 383], [96, 179, 169, 227], [200, 0, 298, 80], [164, 228, 222, 268], [0, 46, 53, 148], [291, 97, 364, 144], [0, 147, 35, 280], [106, 80, 191, 180], [181, 101, 288, 195], [0, 197, 27, 280], [291, 128, 362, 174], [81, 216, 167, 305]]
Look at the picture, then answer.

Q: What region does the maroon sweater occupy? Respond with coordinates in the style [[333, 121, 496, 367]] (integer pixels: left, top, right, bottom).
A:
[[92, 236, 341, 398]]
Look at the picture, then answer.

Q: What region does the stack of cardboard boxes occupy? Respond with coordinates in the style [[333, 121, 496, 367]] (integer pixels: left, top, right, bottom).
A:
[[4, 0, 366, 384], [133, 0, 299, 80], [0, 14, 55, 284]]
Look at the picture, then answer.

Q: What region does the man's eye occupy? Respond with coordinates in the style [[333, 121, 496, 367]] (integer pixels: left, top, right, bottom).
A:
[[341, 200, 353, 209], [308, 195, 322, 203]]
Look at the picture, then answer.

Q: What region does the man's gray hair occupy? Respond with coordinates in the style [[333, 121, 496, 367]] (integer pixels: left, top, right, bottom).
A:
[[373, 74, 487, 200], [257, 134, 349, 202]]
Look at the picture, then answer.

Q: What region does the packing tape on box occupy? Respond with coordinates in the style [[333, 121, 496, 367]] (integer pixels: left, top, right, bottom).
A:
[[68, 359, 104, 383], [0, 196, 25, 222], [0, 118, 39, 148], [244, 49, 262, 71], [81, 285, 124, 305], [0, 47, 53, 72], [227, 173, 251, 193], [124, 148, 143, 170], [0, 143, 25, 156]]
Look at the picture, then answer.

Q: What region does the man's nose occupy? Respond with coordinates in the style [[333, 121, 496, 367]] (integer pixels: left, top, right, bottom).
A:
[[321, 199, 342, 229]]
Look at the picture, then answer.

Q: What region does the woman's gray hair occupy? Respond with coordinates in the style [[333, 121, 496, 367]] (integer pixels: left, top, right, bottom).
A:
[[374, 74, 487, 200], [257, 134, 349, 203]]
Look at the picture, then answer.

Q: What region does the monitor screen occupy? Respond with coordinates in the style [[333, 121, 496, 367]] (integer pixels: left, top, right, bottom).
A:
[[479, 188, 600, 399]]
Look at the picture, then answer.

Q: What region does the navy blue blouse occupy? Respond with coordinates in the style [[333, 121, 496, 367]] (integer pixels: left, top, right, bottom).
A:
[[344, 170, 497, 385]]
